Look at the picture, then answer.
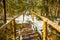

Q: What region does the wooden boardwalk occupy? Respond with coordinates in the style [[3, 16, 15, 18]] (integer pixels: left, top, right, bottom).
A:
[[0, 11, 60, 40], [19, 23, 41, 40]]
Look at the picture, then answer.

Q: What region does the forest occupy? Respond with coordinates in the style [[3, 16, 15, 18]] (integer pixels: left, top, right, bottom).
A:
[[0, 0, 60, 40]]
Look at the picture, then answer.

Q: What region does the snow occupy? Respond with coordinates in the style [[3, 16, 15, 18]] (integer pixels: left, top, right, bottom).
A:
[[15, 14, 43, 35]]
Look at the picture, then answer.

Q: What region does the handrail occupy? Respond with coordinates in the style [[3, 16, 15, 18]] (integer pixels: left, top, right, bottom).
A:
[[0, 15, 21, 40], [30, 10, 60, 40], [30, 10, 60, 32], [34, 12, 60, 32], [0, 15, 19, 30]]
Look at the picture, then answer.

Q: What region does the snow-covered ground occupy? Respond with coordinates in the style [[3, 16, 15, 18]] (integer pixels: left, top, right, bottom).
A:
[[15, 14, 43, 35]]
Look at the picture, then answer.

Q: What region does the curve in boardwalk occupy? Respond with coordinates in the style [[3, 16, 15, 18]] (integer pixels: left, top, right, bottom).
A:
[[19, 23, 41, 40]]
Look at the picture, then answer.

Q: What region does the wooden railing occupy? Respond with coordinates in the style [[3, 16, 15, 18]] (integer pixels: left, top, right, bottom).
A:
[[30, 10, 60, 32], [0, 16, 19, 40], [30, 10, 60, 40], [0, 10, 60, 40], [0, 10, 26, 40], [35, 14, 60, 40], [34, 12, 60, 32]]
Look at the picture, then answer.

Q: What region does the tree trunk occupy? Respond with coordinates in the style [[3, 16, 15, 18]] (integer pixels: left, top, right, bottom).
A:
[[3, 0, 6, 23]]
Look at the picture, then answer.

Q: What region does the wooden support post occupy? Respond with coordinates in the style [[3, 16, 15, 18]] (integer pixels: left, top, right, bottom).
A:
[[23, 13, 24, 22], [12, 19, 16, 40], [30, 10, 34, 21], [19, 29, 20, 40], [3, 0, 6, 23], [43, 21, 47, 40], [6, 34, 8, 40], [30, 10, 35, 30], [23, 11, 26, 22]]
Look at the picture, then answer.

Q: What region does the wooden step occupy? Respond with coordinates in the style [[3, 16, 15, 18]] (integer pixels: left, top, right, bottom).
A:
[[31, 39, 38, 40], [22, 34, 39, 39], [19, 23, 31, 29], [29, 34, 38, 38], [23, 28, 32, 31], [22, 36, 40, 40], [22, 33, 38, 37], [22, 31, 37, 37], [21, 28, 33, 33], [22, 37, 39, 40], [19, 23, 41, 40]]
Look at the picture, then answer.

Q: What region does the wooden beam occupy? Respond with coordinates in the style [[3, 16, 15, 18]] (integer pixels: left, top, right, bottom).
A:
[[43, 21, 47, 40]]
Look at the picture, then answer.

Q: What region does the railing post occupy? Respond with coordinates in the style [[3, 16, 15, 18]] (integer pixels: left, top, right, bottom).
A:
[[6, 34, 8, 40], [43, 21, 47, 40], [12, 19, 16, 40], [23, 13, 25, 22], [18, 26, 21, 40]]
